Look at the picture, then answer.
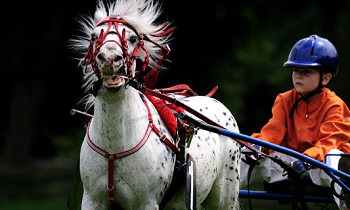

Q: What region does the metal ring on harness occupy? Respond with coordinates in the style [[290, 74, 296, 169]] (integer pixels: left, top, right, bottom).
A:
[[165, 44, 171, 56], [166, 93, 176, 106], [107, 185, 115, 191], [160, 134, 167, 142]]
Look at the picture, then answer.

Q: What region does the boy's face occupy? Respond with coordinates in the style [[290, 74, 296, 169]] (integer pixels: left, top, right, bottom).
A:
[[292, 68, 320, 97]]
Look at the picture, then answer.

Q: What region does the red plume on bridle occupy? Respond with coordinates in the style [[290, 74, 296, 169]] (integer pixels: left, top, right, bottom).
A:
[[83, 15, 173, 89]]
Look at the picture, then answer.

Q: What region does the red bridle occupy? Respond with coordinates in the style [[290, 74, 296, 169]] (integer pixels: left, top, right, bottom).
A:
[[84, 15, 173, 89]]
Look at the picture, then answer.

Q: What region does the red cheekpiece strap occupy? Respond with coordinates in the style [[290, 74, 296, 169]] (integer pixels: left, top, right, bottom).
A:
[[143, 46, 170, 89]]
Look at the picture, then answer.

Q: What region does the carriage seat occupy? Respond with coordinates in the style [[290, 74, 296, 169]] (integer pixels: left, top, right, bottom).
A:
[[263, 178, 333, 198]]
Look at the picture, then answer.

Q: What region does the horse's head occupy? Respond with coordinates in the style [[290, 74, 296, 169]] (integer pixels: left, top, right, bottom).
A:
[[85, 9, 143, 91], [71, 0, 173, 109]]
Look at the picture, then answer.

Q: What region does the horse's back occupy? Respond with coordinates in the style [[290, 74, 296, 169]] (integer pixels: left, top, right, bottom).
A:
[[180, 96, 239, 130], [165, 96, 241, 209]]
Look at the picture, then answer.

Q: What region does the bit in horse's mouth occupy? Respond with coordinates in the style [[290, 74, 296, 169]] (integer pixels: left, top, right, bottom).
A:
[[101, 68, 126, 89]]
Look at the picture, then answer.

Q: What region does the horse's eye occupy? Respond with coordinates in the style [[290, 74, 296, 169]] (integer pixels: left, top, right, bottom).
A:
[[91, 33, 98, 41], [129, 36, 137, 44]]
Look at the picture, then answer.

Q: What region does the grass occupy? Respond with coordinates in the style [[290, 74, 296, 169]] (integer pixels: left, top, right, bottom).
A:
[[0, 196, 338, 210], [0, 187, 340, 210], [0, 156, 340, 210], [0, 196, 67, 210], [0, 159, 77, 210]]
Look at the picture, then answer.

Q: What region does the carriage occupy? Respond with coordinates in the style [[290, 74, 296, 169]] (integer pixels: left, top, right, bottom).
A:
[[67, 0, 350, 209]]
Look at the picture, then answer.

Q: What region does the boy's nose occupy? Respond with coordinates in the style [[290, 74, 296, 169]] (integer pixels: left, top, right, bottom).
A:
[[293, 71, 302, 78]]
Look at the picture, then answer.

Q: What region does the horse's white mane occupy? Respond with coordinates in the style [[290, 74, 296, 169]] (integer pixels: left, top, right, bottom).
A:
[[69, 0, 172, 110]]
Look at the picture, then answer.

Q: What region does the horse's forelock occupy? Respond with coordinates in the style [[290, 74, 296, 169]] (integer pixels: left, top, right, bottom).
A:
[[108, 0, 169, 63]]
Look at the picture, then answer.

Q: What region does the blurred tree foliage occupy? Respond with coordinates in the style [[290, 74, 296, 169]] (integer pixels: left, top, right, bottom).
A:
[[1, 0, 350, 165], [159, 0, 350, 135]]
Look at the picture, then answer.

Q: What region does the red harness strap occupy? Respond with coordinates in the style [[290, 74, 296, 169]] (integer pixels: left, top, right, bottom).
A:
[[86, 94, 179, 206], [135, 85, 262, 153], [157, 84, 199, 97], [156, 84, 218, 98]]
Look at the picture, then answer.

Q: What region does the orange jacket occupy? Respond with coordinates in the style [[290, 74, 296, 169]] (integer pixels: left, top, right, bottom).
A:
[[252, 88, 350, 162]]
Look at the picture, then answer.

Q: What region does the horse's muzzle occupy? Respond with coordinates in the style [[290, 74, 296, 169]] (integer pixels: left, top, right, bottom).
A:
[[96, 52, 125, 78]]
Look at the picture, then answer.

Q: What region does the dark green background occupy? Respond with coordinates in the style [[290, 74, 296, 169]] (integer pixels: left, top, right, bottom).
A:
[[1, 0, 349, 209]]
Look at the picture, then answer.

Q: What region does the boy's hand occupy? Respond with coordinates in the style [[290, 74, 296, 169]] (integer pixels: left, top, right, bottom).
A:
[[245, 145, 264, 162], [283, 160, 312, 177]]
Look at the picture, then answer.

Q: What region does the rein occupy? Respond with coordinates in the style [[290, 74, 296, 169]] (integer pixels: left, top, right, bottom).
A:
[[127, 80, 303, 176], [84, 15, 173, 89], [86, 93, 179, 207]]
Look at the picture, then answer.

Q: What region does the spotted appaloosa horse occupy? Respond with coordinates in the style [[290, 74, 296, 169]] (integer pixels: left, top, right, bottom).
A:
[[69, 0, 241, 209]]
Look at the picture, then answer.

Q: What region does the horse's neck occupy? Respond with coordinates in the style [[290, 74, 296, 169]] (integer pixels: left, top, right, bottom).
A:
[[89, 88, 148, 151]]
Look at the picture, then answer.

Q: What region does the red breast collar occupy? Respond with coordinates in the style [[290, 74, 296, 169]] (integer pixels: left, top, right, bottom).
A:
[[85, 93, 179, 206]]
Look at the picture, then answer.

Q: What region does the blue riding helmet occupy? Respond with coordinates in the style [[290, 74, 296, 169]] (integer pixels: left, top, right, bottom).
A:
[[284, 35, 339, 77]]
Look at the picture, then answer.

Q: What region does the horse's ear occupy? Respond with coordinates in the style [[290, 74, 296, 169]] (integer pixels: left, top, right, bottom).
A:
[[131, 8, 142, 17], [94, 9, 105, 24]]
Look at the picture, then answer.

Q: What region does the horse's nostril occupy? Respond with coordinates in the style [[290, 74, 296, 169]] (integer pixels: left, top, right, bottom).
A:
[[96, 52, 123, 67], [114, 56, 123, 63], [96, 53, 106, 64]]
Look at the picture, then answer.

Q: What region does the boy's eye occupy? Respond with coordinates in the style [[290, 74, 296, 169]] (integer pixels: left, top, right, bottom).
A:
[[303, 69, 316, 75], [293, 68, 315, 75]]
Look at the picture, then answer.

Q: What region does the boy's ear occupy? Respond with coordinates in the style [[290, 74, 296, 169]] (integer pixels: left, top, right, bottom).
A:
[[322, 73, 332, 86]]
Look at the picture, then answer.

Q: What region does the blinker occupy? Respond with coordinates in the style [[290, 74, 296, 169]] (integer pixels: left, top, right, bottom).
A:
[[110, 14, 119, 19]]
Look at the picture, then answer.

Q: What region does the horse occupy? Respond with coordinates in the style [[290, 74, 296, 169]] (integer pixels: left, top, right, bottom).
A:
[[69, 0, 241, 209]]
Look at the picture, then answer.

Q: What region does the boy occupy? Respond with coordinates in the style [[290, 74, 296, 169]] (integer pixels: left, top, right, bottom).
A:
[[240, 35, 350, 209]]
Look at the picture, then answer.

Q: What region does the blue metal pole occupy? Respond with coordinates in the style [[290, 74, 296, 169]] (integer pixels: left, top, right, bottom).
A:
[[239, 190, 335, 203], [221, 129, 350, 192], [178, 111, 350, 192]]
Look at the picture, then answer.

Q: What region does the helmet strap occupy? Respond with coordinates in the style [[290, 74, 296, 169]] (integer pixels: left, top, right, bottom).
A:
[[289, 89, 323, 119], [289, 69, 325, 119]]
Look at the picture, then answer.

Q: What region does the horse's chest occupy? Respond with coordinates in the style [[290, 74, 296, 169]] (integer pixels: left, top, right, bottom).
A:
[[80, 130, 175, 203]]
